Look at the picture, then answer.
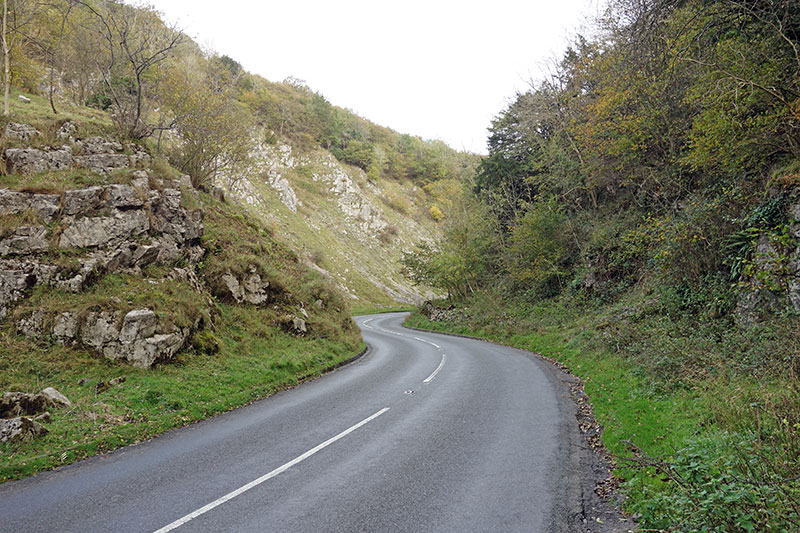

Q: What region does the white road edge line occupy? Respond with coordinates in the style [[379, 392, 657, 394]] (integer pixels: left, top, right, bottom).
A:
[[153, 407, 391, 533], [423, 353, 447, 384]]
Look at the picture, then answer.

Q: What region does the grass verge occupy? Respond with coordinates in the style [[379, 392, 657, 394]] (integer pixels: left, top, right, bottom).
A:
[[405, 296, 800, 531], [0, 303, 362, 483]]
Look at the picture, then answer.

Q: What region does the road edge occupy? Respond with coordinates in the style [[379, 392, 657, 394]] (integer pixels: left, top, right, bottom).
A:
[[402, 320, 633, 532]]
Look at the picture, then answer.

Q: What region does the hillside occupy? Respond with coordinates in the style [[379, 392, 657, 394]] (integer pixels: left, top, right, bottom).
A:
[[405, 0, 800, 530], [0, 0, 476, 479]]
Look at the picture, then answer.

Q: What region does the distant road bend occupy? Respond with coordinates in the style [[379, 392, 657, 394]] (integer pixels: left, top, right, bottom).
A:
[[0, 313, 591, 532]]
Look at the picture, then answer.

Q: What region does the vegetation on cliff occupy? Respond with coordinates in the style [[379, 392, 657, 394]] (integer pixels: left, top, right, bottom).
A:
[[404, 0, 800, 529]]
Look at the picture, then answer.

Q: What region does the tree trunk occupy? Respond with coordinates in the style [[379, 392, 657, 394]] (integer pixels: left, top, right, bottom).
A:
[[2, 0, 9, 116]]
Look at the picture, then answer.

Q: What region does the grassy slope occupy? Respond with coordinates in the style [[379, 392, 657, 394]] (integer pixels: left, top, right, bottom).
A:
[[0, 90, 363, 481], [226, 144, 441, 307], [405, 293, 800, 530]]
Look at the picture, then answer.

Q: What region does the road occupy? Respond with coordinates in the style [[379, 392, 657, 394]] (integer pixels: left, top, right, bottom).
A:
[[0, 312, 591, 532]]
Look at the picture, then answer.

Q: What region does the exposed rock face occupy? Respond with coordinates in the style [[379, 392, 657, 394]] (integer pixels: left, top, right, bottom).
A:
[[0, 416, 47, 443], [5, 123, 40, 141], [1, 387, 71, 418], [312, 156, 387, 235], [59, 209, 150, 248], [735, 195, 800, 325], [82, 308, 190, 368], [0, 189, 61, 221], [14, 307, 191, 368], [220, 267, 271, 304], [3, 124, 152, 175], [6, 146, 73, 174], [0, 226, 49, 256]]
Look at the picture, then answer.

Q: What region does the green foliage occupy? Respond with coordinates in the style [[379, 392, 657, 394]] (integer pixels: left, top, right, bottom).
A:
[[507, 199, 572, 295]]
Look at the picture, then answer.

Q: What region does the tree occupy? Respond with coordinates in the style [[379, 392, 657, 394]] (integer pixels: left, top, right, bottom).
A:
[[75, 0, 184, 138], [158, 58, 252, 189]]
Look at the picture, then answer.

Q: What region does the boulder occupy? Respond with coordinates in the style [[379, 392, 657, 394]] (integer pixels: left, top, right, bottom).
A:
[[58, 209, 150, 249], [5, 147, 73, 174], [0, 392, 50, 418], [292, 316, 307, 334], [118, 309, 158, 343], [0, 417, 47, 443], [0, 387, 70, 418], [39, 387, 72, 408], [0, 226, 49, 256], [5, 123, 40, 141]]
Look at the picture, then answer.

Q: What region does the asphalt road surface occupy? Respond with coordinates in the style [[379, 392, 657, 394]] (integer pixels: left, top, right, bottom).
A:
[[0, 312, 593, 532]]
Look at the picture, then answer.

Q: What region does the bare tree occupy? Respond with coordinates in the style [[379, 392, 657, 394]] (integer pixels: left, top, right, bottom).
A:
[[75, 0, 184, 138]]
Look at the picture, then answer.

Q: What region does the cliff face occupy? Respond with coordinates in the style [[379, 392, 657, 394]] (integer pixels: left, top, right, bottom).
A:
[[1, 120, 354, 369], [219, 134, 441, 306]]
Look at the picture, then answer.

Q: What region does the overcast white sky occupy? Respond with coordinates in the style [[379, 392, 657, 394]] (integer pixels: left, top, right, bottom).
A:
[[148, 1, 603, 154]]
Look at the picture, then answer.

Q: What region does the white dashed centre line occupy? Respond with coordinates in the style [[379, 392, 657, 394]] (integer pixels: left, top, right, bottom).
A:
[[153, 408, 390, 533]]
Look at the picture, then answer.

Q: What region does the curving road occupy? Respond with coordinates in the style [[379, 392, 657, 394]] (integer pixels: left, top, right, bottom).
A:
[[0, 313, 592, 532]]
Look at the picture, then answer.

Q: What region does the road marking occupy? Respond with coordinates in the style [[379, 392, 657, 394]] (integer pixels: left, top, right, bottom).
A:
[[423, 353, 447, 384], [413, 336, 441, 349], [153, 408, 390, 533], [362, 318, 374, 329]]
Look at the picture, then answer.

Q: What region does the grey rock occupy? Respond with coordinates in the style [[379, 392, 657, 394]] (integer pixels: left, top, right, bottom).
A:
[[56, 121, 77, 142], [74, 153, 130, 173], [58, 209, 149, 249], [148, 189, 203, 247], [53, 312, 79, 344], [0, 417, 47, 443], [105, 184, 143, 208], [0, 387, 69, 418], [0, 265, 35, 311], [180, 175, 194, 190], [16, 310, 45, 338], [6, 147, 72, 174], [1, 392, 50, 418], [5, 123, 40, 141], [79, 137, 124, 154], [0, 189, 60, 221], [131, 176, 149, 191], [129, 149, 151, 168], [132, 244, 160, 267], [81, 311, 121, 351], [0, 226, 49, 256], [221, 268, 270, 305], [39, 387, 71, 408], [292, 317, 307, 334], [221, 272, 244, 302], [62, 186, 105, 216], [105, 246, 135, 272], [241, 270, 270, 305], [17, 94, 31, 104], [119, 309, 158, 343]]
